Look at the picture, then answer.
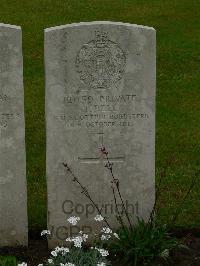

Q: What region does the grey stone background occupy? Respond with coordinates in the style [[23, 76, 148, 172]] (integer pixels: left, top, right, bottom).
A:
[[0, 24, 27, 247]]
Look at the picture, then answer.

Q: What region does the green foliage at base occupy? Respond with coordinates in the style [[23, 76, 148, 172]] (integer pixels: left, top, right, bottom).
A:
[[0, 256, 17, 266], [109, 219, 182, 266], [45, 248, 110, 266]]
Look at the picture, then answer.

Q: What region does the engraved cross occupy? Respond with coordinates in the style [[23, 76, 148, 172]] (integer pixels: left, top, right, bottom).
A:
[[78, 131, 125, 165]]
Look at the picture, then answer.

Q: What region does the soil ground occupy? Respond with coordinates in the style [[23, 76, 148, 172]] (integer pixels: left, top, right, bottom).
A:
[[1, 230, 200, 266]]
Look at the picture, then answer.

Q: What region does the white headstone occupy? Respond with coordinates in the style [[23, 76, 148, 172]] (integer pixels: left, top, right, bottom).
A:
[[45, 21, 156, 248], [0, 24, 27, 247]]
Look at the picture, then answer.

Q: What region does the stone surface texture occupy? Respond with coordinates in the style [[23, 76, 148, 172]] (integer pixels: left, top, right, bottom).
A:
[[0, 24, 27, 247], [45, 21, 156, 248]]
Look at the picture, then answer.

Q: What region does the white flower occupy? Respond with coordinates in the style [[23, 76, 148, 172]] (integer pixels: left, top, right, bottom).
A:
[[66, 237, 72, 242], [38, 264, 43, 266], [66, 234, 87, 248], [73, 235, 84, 248], [67, 216, 80, 225], [97, 262, 106, 266], [52, 246, 70, 256], [101, 227, 112, 234], [55, 246, 60, 252], [94, 214, 104, 222], [82, 233, 88, 241], [63, 247, 70, 254], [101, 234, 111, 241], [60, 247, 70, 255], [18, 263, 27, 266], [95, 247, 109, 257], [51, 250, 57, 257], [60, 263, 75, 266], [48, 258, 53, 263], [113, 232, 120, 239], [41, 230, 51, 236]]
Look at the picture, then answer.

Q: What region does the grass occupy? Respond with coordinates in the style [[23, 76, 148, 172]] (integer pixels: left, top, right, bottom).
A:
[[0, 0, 199, 231], [0, 255, 17, 265]]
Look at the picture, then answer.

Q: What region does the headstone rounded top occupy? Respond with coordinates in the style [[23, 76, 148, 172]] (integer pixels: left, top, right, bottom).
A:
[[0, 23, 21, 30], [45, 21, 155, 33]]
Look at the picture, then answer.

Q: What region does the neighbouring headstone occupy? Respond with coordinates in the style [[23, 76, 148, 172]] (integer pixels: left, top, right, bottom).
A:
[[45, 21, 156, 248], [0, 24, 27, 247]]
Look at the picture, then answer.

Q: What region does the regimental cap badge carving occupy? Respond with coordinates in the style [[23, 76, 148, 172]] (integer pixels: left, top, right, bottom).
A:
[[76, 31, 126, 89], [94, 31, 109, 48]]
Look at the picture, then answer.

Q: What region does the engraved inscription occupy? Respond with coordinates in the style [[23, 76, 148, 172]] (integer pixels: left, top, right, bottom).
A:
[[55, 92, 149, 129], [0, 113, 21, 128], [0, 93, 9, 103], [0, 91, 21, 128], [76, 31, 126, 89]]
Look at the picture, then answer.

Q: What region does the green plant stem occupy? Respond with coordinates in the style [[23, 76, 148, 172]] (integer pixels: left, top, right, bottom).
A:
[[111, 186, 126, 231], [63, 163, 111, 229], [104, 153, 134, 232]]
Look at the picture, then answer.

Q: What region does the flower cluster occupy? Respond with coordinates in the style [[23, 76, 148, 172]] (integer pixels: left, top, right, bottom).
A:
[[41, 230, 51, 236], [66, 234, 88, 248], [51, 246, 70, 257], [60, 263, 75, 266], [94, 214, 104, 221], [38, 215, 119, 265], [100, 226, 120, 241], [94, 247, 109, 257], [101, 227, 112, 234], [67, 216, 80, 225], [101, 234, 111, 241], [38, 263, 75, 266]]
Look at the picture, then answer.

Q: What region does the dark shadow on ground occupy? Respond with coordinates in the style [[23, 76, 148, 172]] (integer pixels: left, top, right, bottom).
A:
[[1, 229, 200, 265]]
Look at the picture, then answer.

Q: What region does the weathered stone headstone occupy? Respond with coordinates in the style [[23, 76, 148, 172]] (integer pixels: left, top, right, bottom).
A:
[[0, 24, 27, 247], [45, 21, 156, 248]]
